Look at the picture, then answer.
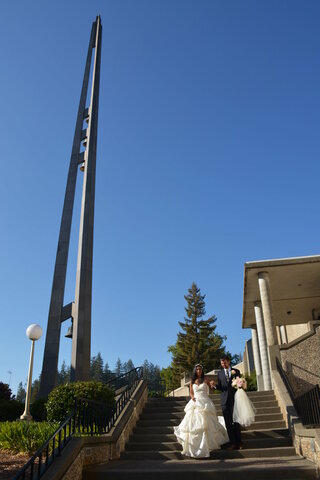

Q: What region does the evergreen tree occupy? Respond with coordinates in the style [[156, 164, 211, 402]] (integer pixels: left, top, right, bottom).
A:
[[160, 365, 180, 391], [102, 362, 114, 383], [123, 359, 135, 373], [16, 381, 26, 402], [231, 353, 242, 365], [142, 360, 162, 384], [114, 357, 123, 377], [90, 352, 104, 382], [31, 378, 40, 402], [168, 283, 226, 374], [57, 360, 70, 385]]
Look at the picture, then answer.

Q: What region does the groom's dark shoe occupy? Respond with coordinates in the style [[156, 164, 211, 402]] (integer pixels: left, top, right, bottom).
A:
[[226, 444, 237, 450], [238, 442, 244, 450]]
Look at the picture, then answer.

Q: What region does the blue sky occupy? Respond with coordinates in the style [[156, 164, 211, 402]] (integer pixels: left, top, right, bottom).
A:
[[0, 0, 319, 395]]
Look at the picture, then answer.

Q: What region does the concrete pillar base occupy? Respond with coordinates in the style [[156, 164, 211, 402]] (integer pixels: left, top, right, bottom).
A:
[[268, 344, 280, 371], [257, 375, 265, 391]]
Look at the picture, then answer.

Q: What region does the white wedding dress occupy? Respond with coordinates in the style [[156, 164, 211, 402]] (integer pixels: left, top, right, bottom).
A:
[[173, 382, 229, 458]]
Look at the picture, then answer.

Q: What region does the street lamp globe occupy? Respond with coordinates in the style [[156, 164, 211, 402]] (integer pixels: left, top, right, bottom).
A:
[[26, 324, 43, 341]]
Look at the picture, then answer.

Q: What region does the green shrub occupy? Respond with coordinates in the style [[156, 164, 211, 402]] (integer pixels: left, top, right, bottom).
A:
[[30, 398, 47, 421], [0, 421, 59, 454], [148, 390, 163, 398], [0, 399, 24, 421], [46, 381, 115, 422], [245, 371, 257, 391]]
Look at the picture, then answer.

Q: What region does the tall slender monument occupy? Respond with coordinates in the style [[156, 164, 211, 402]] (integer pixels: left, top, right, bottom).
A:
[[39, 16, 102, 398]]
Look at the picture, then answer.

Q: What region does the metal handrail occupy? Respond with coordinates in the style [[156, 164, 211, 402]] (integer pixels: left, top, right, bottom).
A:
[[276, 357, 320, 427], [105, 367, 143, 391], [147, 378, 175, 397], [276, 357, 296, 402], [13, 366, 144, 480], [295, 384, 320, 426]]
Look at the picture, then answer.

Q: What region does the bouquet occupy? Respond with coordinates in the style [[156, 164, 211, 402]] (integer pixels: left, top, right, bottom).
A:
[[232, 376, 247, 390]]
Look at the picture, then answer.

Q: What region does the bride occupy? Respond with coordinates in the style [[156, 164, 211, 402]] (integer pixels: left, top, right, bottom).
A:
[[173, 364, 229, 458]]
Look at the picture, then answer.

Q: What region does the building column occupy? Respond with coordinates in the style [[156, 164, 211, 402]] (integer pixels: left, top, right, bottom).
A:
[[258, 272, 280, 370], [251, 327, 264, 391], [254, 304, 272, 390], [243, 348, 248, 375]]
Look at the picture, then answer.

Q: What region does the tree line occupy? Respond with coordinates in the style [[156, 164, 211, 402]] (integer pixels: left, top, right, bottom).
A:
[[15, 356, 162, 403]]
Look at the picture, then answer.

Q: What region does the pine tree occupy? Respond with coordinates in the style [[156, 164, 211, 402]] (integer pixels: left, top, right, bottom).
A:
[[31, 378, 40, 402], [160, 365, 180, 391], [114, 358, 123, 377], [123, 359, 135, 373], [142, 360, 162, 384], [90, 353, 104, 382], [16, 381, 26, 402], [168, 283, 226, 374], [102, 362, 114, 383], [57, 360, 70, 385]]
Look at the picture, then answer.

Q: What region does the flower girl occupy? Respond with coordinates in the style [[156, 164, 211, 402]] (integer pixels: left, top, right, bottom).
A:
[[232, 376, 256, 427]]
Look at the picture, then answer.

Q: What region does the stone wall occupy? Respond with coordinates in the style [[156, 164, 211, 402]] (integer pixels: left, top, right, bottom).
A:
[[273, 369, 320, 469], [280, 325, 320, 396]]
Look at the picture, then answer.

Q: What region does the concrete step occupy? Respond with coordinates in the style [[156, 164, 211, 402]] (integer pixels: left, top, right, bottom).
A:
[[148, 390, 275, 400], [134, 419, 287, 435], [120, 445, 297, 460], [144, 399, 279, 412], [141, 406, 281, 419], [147, 392, 276, 406], [130, 428, 290, 443], [126, 436, 292, 451], [137, 413, 284, 427], [243, 419, 287, 430], [83, 457, 318, 480]]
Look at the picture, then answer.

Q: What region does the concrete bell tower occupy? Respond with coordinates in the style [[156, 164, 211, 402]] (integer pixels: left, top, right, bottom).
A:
[[39, 16, 102, 398]]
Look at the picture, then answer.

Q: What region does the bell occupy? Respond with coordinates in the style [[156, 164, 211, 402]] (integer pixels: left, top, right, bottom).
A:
[[82, 139, 87, 147], [65, 323, 73, 339], [80, 162, 85, 172]]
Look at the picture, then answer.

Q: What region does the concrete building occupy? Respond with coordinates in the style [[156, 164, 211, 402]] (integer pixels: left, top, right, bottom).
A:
[[242, 254, 320, 393]]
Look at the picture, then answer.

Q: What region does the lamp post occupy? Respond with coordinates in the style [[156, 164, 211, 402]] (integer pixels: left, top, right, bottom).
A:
[[20, 324, 42, 421]]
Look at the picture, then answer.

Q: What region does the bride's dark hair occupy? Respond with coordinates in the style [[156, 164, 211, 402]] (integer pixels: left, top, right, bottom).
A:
[[191, 364, 204, 384]]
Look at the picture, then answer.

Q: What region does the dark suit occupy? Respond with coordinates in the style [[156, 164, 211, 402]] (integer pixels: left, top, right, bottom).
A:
[[216, 367, 242, 446]]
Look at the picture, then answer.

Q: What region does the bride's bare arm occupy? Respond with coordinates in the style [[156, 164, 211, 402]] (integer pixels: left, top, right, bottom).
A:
[[190, 383, 196, 401]]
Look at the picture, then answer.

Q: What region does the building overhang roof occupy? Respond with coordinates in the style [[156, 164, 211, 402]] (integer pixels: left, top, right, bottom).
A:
[[242, 255, 320, 329]]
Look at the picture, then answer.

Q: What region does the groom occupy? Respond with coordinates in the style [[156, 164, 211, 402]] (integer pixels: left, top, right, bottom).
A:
[[215, 354, 243, 450]]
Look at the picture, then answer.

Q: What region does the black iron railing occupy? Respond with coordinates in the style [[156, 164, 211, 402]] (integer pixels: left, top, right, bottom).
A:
[[295, 384, 320, 426], [105, 367, 143, 392], [148, 378, 167, 396], [276, 357, 296, 402], [14, 367, 144, 480], [276, 357, 320, 427]]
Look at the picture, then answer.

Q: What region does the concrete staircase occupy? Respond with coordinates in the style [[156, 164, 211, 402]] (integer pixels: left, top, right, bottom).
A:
[[83, 390, 318, 479]]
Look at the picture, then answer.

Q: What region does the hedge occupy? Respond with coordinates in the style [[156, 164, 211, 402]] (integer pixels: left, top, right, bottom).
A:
[[46, 381, 115, 422]]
